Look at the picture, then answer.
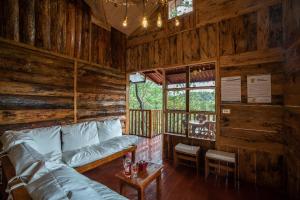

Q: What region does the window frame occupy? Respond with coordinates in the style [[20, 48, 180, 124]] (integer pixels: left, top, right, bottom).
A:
[[164, 64, 217, 141], [168, 0, 194, 20]]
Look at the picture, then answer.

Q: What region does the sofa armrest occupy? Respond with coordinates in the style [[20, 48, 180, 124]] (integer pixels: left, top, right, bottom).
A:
[[1, 156, 31, 200]]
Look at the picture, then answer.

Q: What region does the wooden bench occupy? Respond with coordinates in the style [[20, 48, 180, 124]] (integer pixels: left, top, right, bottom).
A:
[[205, 149, 238, 186], [174, 143, 200, 176]]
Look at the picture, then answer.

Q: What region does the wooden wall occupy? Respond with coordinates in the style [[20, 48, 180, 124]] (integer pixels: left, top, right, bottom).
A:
[[77, 62, 126, 130], [126, 0, 286, 189], [283, 0, 300, 198], [0, 0, 127, 133], [0, 0, 126, 71], [0, 39, 127, 133], [0, 41, 74, 133]]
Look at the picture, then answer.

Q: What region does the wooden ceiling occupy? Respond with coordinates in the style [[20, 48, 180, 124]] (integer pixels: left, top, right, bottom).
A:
[[143, 64, 216, 85], [84, 0, 159, 35]]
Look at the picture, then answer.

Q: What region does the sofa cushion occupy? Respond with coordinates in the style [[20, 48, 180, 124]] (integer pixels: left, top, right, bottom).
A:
[[26, 166, 127, 200], [1, 131, 37, 152], [2, 126, 62, 160], [62, 135, 138, 168], [8, 143, 65, 183], [61, 121, 99, 152], [88, 179, 128, 200], [96, 119, 122, 142], [26, 126, 62, 160]]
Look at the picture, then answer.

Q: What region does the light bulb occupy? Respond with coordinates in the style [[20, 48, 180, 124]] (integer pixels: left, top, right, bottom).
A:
[[122, 17, 128, 27], [175, 17, 180, 27], [157, 13, 162, 28], [142, 16, 148, 28]]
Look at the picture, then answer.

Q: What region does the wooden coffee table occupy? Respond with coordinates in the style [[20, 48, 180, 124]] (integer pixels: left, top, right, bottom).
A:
[[115, 162, 163, 200]]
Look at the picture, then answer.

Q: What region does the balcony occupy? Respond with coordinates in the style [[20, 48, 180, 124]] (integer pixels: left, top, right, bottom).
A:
[[129, 109, 216, 140]]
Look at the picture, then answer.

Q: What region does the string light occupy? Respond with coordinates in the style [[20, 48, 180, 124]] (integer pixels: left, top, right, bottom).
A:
[[122, 0, 128, 27], [157, 13, 162, 28], [142, 16, 148, 28], [122, 17, 128, 27], [174, 0, 180, 26], [142, 0, 148, 28]]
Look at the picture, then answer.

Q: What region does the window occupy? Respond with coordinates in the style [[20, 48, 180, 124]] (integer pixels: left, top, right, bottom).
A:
[[165, 64, 216, 141], [168, 0, 193, 19]]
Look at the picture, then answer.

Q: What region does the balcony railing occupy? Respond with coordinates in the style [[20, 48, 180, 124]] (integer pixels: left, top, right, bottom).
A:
[[129, 109, 162, 138], [166, 110, 216, 140], [129, 109, 216, 140]]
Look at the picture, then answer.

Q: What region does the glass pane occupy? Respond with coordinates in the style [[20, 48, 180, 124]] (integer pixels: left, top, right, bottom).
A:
[[167, 90, 186, 110], [166, 67, 186, 89], [189, 89, 215, 112], [190, 64, 215, 87], [168, 0, 193, 19]]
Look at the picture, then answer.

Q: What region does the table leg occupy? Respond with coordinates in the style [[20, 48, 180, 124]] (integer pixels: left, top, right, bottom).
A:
[[138, 188, 144, 200], [156, 175, 161, 199]]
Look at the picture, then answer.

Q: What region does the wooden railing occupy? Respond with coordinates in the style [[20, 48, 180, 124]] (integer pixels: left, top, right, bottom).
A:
[[129, 109, 162, 138], [166, 110, 216, 140]]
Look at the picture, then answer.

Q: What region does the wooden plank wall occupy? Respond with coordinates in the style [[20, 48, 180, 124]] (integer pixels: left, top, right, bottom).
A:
[[0, 0, 127, 133], [283, 0, 300, 198], [0, 0, 126, 69], [0, 41, 74, 133], [77, 62, 127, 131], [0, 39, 127, 133], [126, 0, 286, 189]]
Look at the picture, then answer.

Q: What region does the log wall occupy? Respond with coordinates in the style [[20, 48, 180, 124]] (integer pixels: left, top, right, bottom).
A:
[[0, 0, 126, 70], [283, 0, 300, 198], [0, 39, 126, 133], [0, 0, 127, 132], [127, 0, 286, 189]]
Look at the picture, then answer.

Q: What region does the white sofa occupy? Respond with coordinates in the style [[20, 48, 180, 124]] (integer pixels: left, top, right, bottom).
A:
[[1, 119, 138, 200]]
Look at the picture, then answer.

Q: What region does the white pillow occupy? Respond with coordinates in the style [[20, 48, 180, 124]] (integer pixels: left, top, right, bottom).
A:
[[61, 121, 99, 152], [25, 126, 62, 159], [1, 130, 37, 152], [96, 119, 122, 142]]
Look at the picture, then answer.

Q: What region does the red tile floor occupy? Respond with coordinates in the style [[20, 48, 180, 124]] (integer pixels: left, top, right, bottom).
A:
[[84, 135, 287, 200]]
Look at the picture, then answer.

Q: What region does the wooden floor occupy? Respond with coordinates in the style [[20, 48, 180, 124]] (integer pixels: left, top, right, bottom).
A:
[[84, 135, 287, 200]]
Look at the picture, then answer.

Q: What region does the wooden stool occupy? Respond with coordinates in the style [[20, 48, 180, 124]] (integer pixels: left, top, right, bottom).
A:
[[174, 143, 200, 176], [205, 149, 238, 187]]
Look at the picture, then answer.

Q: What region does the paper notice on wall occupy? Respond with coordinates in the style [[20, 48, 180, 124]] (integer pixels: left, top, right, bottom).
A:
[[247, 74, 271, 103], [221, 76, 241, 102]]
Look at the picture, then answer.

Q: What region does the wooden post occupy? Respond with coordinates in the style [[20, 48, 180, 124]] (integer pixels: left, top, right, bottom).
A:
[[186, 66, 190, 138], [6, 0, 19, 41], [35, 0, 51, 49], [19, 0, 35, 45], [74, 61, 78, 123], [125, 73, 130, 134], [149, 110, 153, 138]]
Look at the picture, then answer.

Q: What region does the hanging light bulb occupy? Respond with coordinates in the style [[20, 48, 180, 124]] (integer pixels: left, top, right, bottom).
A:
[[174, 0, 180, 26], [122, 0, 128, 27], [175, 17, 180, 26], [157, 13, 162, 28], [142, 16, 148, 28], [122, 16, 128, 27], [142, 0, 148, 28]]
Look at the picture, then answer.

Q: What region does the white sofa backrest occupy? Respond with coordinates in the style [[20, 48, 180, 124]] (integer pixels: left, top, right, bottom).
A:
[[96, 118, 122, 143], [61, 121, 99, 152], [2, 126, 62, 159]]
